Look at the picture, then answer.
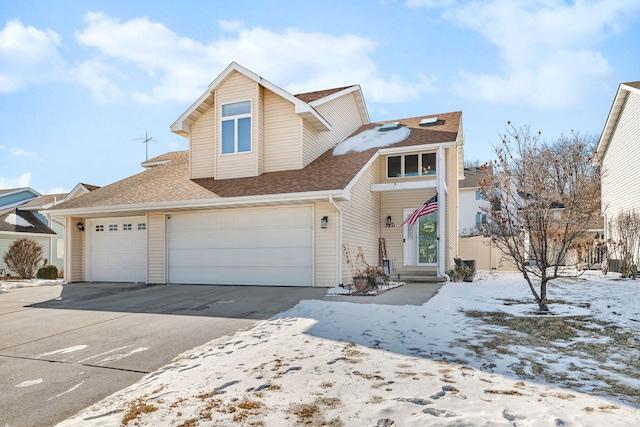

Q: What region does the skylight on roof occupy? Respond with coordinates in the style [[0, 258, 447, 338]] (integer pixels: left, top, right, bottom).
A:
[[419, 117, 438, 127], [379, 122, 400, 131]]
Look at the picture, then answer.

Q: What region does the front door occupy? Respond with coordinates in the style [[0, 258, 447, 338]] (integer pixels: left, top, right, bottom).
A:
[[418, 212, 438, 265], [403, 209, 438, 266]]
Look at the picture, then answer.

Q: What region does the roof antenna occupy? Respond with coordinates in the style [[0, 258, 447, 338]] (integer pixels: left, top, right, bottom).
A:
[[138, 133, 156, 161]]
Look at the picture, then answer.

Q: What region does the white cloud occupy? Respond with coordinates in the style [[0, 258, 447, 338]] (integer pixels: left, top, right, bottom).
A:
[[218, 20, 243, 32], [0, 172, 31, 189], [415, 0, 640, 108], [405, 0, 457, 7], [73, 13, 434, 105], [41, 187, 67, 195], [0, 19, 66, 93], [71, 59, 124, 104], [11, 148, 38, 158]]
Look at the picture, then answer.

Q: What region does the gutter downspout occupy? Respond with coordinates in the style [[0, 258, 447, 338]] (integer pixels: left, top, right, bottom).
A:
[[329, 194, 343, 286], [437, 147, 450, 282]]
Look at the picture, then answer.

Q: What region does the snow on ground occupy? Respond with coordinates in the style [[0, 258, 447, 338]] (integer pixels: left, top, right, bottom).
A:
[[0, 278, 63, 293], [56, 271, 640, 426]]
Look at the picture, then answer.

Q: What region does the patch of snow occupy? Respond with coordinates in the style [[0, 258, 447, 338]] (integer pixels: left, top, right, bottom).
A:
[[5, 212, 33, 227], [48, 381, 85, 401], [332, 126, 410, 155], [0, 278, 64, 293], [54, 271, 640, 426], [16, 379, 43, 387], [37, 345, 88, 359]]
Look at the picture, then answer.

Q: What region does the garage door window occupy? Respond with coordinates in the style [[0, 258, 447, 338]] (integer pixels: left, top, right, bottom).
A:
[[96, 225, 104, 232], [109, 224, 118, 231], [138, 223, 146, 231], [123, 223, 132, 231]]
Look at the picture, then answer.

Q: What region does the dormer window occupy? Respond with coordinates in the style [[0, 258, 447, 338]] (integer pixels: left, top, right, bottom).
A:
[[221, 100, 252, 154], [387, 152, 437, 178]]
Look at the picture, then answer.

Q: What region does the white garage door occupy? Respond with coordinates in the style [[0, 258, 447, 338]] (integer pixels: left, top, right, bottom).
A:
[[168, 206, 313, 286], [88, 217, 147, 283]]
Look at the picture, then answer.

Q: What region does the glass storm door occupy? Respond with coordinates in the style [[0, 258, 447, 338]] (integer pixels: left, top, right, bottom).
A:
[[418, 212, 438, 265]]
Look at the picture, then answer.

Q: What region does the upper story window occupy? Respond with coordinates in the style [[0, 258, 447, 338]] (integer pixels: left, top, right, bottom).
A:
[[387, 153, 436, 178], [221, 100, 251, 154]]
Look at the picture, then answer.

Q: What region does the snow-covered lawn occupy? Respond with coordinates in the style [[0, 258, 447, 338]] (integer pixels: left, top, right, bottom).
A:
[[56, 271, 640, 426], [0, 278, 63, 293]]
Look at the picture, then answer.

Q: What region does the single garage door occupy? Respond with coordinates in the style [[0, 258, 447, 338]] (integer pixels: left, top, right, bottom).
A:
[[168, 206, 313, 286], [88, 217, 147, 282]]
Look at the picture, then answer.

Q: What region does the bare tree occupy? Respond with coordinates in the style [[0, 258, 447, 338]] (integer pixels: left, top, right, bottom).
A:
[[608, 210, 640, 278], [3, 238, 44, 279], [479, 124, 600, 313]]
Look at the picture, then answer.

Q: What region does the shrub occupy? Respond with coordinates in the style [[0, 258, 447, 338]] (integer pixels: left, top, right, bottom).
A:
[[37, 265, 58, 280], [3, 238, 44, 279], [448, 264, 472, 282]]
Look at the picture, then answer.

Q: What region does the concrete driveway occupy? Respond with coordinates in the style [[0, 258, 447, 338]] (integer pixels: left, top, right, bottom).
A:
[[0, 282, 326, 427]]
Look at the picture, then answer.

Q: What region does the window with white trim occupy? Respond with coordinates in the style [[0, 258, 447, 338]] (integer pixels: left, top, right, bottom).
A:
[[221, 100, 251, 154], [95, 225, 104, 232], [123, 224, 132, 231], [138, 223, 146, 231], [387, 153, 436, 178], [109, 224, 118, 231]]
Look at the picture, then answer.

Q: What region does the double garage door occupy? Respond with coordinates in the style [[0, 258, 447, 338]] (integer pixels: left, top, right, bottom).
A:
[[87, 207, 313, 286], [168, 206, 313, 286]]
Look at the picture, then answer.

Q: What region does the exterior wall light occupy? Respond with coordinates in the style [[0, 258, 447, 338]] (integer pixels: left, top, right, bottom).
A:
[[321, 216, 328, 229], [386, 216, 395, 228], [77, 221, 85, 232]]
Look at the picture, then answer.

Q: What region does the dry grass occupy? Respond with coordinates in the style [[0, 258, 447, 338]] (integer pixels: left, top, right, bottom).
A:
[[462, 307, 640, 404], [121, 398, 158, 425]]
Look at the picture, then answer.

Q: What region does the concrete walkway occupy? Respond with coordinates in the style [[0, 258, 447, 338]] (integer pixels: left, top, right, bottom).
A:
[[320, 282, 443, 306]]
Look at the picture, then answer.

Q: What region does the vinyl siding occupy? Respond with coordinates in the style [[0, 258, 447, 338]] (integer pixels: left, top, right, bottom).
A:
[[0, 235, 51, 277], [340, 158, 381, 284], [0, 191, 35, 206], [190, 105, 215, 179], [66, 216, 85, 282], [302, 92, 364, 167], [263, 89, 302, 172], [379, 188, 437, 271], [215, 71, 260, 179], [314, 202, 337, 287], [147, 212, 166, 284], [601, 91, 640, 222]]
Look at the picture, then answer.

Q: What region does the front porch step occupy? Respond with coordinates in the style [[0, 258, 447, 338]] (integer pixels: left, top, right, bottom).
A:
[[392, 269, 446, 283]]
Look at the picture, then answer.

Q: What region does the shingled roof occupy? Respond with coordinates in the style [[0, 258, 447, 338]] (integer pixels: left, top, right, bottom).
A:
[[50, 112, 461, 212], [294, 86, 355, 103], [0, 208, 56, 235], [19, 193, 68, 208]]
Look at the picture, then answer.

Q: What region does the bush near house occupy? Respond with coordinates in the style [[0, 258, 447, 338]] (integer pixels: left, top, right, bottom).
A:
[[3, 238, 44, 279], [37, 265, 58, 280]]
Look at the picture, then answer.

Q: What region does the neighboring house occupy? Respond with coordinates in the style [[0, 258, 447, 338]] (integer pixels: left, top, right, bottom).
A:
[[48, 62, 464, 287], [0, 188, 59, 276], [0, 184, 100, 277], [458, 167, 490, 236], [593, 81, 640, 246]]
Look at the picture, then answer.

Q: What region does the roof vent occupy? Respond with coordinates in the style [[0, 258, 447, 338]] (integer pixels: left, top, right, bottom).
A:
[[379, 122, 400, 131], [419, 117, 439, 127]]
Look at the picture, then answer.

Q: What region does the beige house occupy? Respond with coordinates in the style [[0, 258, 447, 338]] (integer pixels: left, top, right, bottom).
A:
[[594, 81, 640, 243], [49, 63, 464, 287]]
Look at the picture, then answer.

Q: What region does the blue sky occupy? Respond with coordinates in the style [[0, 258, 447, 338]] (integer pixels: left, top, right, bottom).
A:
[[1, 0, 639, 194]]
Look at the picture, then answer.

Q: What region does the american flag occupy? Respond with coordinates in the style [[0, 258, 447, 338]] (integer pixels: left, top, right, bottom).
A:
[[402, 194, 438, 225]]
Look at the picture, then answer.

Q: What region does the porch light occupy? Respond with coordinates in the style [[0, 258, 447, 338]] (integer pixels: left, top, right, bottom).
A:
[[77, 221, 85, 232], [321, 216, 328, 229], [386, 216, 395, 228]]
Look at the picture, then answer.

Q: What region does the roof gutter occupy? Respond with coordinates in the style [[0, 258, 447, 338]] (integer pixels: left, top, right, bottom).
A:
[[377, 140, 458, 156], [46, 189, 349, 217], [328, 194, 343, 287]]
